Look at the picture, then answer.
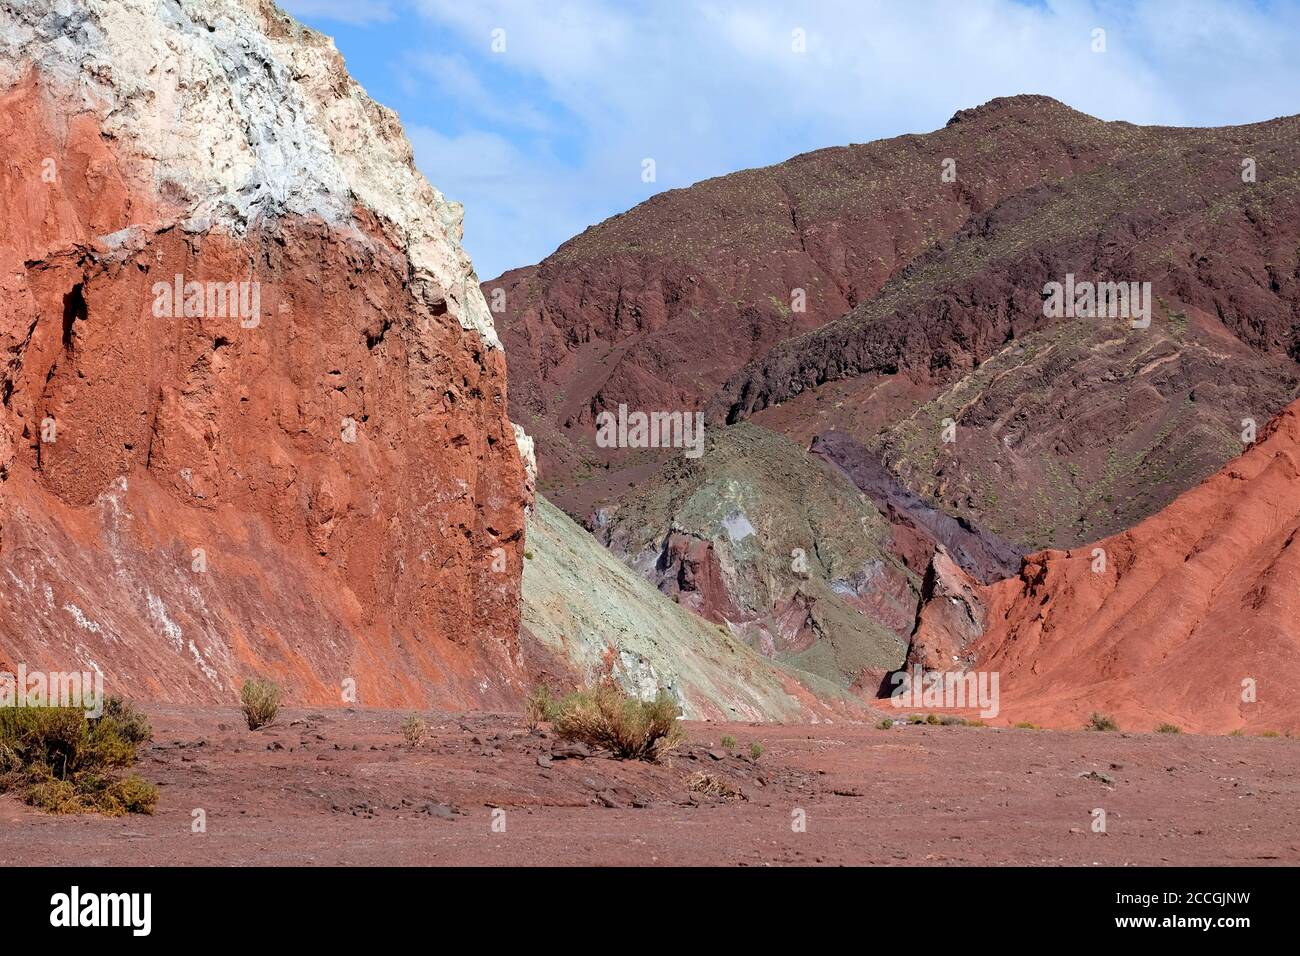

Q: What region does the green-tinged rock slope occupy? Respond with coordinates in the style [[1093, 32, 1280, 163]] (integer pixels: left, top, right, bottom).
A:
[[593, 423, 918, 690], [521, 496, 849, 721]]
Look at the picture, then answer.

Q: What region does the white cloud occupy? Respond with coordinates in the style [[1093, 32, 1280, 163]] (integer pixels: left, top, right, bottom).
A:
[[407, 126, 604, 281], [390, 0, 1300, 276], [403, 53, 554, 132]]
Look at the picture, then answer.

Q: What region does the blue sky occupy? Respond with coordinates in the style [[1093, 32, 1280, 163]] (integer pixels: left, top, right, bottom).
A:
[[281, 0, 1300, 280]]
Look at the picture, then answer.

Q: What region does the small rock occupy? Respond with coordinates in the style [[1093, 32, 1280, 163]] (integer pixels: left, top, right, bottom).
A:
[[536, 754, 553, 768], [419, 803, 457, 820], [551, 741, 592, 760]]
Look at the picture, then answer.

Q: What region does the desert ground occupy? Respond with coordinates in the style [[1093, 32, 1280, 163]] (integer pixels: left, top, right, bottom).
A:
[[2, 706, 1297, 867]]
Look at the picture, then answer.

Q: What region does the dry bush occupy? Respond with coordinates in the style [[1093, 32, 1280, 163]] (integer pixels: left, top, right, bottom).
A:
[[687, 771, 744, 800], [1086, 712, 1119, 732], [240, 678, 281, 730], [0, 697, 158, 816], [401, 714, 427, 747], [525, 685, 563, 729], [551, 685, 682, 761]]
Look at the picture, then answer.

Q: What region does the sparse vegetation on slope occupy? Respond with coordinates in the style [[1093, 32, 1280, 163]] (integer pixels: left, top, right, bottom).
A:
[[0, 697, 158, 816], [1087, 713, 1119, 732], [402, 714, 427, 747], [549, 684, 684, 762], [240, 678, 281, 730]]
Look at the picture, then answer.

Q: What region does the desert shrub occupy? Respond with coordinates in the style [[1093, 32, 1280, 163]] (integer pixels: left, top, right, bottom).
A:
[[240, 678, 280, 730], [1086, 712, 1119, 732], [109, 775, 160, 814], [401, 714, 427, 747], [925, 713, 942, 726], [720, 734, 736, 750], [96, 696, 152, 746], [876, 718, 893, 730], [749, 741, 764, 760], [1260, 730, 1281, 738], [0, 701, 158, 816], [1014, 722, 1039, 730], [525, 685, 564, 728], [23, 775, 82, 814], [1156, 723, 1182, 734], [687, 771, 743, 799], [551, 685, 682, 761]]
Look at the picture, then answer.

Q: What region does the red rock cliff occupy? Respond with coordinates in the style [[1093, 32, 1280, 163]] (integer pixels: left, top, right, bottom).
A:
[[911, 399, 1300, 733], [0, 0, 529, 708]]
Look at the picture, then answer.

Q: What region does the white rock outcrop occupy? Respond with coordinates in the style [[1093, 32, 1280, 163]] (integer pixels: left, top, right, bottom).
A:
[[0, 0, 500, 347]]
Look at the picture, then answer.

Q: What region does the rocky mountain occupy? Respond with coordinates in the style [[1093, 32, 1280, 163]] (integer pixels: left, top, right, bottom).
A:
[[6, 2, 1299, 735], [492, 97, 1300, 554], [910, 397, 1300, 733], [591, 423, 917, 691], [522, 495, 848, 722], [712, 102, 1300, 548], [489, 96, 1300, 720], [0, 0, 528, 707], [489, 95, 1178, 511]]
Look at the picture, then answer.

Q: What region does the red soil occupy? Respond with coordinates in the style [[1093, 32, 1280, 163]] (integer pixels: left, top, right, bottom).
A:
[[2, 705, 1295, 866]]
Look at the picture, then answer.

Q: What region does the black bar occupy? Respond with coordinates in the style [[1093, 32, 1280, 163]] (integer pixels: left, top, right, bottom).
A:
[[0, 866, 1291, 941]]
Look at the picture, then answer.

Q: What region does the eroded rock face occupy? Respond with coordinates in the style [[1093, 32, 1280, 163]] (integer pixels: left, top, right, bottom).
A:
[[903, 547, 987, 673], [522, 497, 847, 722], [809, 430, 1022, 583], [594, 423, 917, 691], [916, 399, 1300, 733], [489, 96, 1144, 512], [0, 1, 528, 708]]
